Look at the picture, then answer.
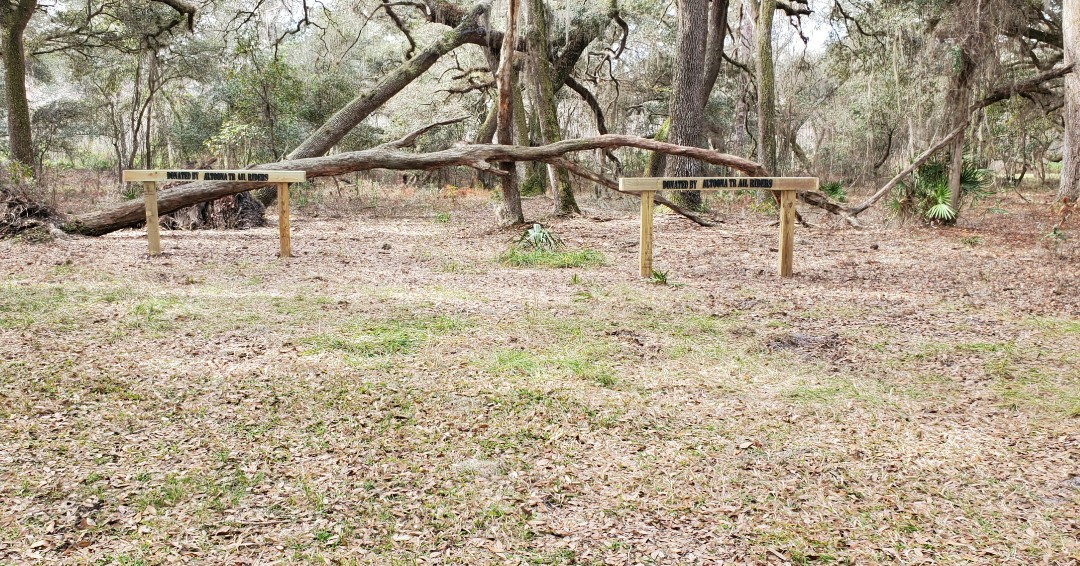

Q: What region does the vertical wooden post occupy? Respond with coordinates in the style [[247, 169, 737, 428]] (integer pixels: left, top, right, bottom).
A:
[[143, 181, 161, 256], [778, 189, 795, 277], [639, 191, 655, 278], [277, 182, 292, 258]]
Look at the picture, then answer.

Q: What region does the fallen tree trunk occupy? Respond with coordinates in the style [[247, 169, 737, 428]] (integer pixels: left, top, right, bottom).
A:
[[63, 134, 769, 236]]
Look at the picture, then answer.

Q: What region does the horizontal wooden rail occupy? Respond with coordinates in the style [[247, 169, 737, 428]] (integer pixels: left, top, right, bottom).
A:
[[624, 177, 818, 278], [122, 169, 306, 258], [122, 169, 306, 183], [619, 176, 818, 193]]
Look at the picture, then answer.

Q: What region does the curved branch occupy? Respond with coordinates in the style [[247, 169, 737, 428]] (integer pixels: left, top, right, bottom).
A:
[[547, 157, 711, 226], [378, 115, 470, 149], [381, 0, 418, 59], [150, 0, 197, 30], [65, 135, 767, 236]]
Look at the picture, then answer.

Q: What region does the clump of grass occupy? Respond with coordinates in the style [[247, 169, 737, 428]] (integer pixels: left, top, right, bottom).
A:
[[499, 248, 604, 268], [303, 314, 465, 358], [820, 181, 848, 202], [499, 223, 604, 268]]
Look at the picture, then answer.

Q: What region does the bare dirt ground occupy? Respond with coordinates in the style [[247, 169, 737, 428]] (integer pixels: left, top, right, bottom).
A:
[[1, 181, 1078, 565]]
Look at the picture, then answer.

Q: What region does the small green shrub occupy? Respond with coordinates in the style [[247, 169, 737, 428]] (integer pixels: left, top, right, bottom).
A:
[[820, 181, 847, 202], [120, 183, 142, 201], [889, 156, 993, 224], [501, 224, 603, 268], [516, 223, 561, 252]]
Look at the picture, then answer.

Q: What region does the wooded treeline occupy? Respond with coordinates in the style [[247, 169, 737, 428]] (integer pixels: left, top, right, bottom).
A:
[[0, 0, 1076, 236]]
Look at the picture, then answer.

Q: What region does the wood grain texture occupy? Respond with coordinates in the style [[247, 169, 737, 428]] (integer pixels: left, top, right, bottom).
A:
[[639, 191, 655, 278], [277, 182, 291, 258], [778, 189, 795, 277], [143, 181, 161, 256]]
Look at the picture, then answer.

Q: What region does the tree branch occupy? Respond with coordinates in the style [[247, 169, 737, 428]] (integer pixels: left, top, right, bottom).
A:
[[378, 116, 471, 149], [848, 123, 967, 216], [65, 135, 767, 236], [546, 157, 711, 226], [149, 0, 198, 30]]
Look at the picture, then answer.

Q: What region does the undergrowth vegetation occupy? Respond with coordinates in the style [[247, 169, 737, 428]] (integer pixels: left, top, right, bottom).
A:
[[499, 224, 605, 268], [889, 156, 994, 223]]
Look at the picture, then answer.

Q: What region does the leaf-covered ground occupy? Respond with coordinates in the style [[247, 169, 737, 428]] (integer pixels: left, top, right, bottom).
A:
[[1, 186, 1077, 564]]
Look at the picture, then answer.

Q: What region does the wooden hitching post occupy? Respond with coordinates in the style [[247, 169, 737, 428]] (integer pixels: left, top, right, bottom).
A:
[[277, 182, 292, 258], [639, 191, 655, 278], [778, 189, 795, 277], [143, 181, 161, 256]]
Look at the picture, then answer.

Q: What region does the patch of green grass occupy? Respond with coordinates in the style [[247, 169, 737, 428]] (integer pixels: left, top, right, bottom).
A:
[[126, 296, 183, 332], [783, 382, 857, 404], [488, 348, 540, 378], [1025, 316, 1080, 335], [549, 345, 619, 387], [202, 470, 263, 511], [136, 474, 192, 510], [0, 283, 70, 329], [991, 366, 1080, 416], [303, 314, 467, 359], [498, 248, 605, 269]]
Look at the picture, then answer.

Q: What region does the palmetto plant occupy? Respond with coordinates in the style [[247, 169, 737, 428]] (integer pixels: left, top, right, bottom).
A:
[[515, 223, 562, 252], [889, 156, 994, 223]]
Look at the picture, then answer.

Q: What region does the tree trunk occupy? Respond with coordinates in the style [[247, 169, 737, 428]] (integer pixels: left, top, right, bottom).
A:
[[947, 135, 964, 215], [648, 118, 670, 177], [734, 2, 754, 154], [1061, 0, 1079, 202], [701, 0, 730, 102], [665, 0, 709, 210], [945, 48, 973, 221], [1, 0, 37, 171], [495, 0, 525, 225], [755, 0, 777, 174], [286, 4, 487, 161], [473, 98, 499, 189], [525, 0, 580, 216], [61, 134, 768, 236], [253, 3, 489, 205]]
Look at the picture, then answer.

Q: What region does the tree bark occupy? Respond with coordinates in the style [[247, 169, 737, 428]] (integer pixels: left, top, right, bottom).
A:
[[665, 0, 709, 210], [701, 0, 730, 102], [1, 0, 37, 171], [1060, 0, 1079, 202], [495, 0, 525, 225], [525, 0, 580, 215], [945, 48, 973, 220], [755, 0, 777, 174], [61, 134, 767, 236]]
